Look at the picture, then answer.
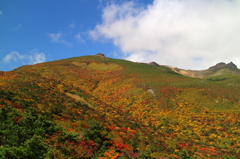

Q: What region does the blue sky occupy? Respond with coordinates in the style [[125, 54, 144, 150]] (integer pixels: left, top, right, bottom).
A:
[[0, 0, 118, 71], [1, 0, 240, 71]]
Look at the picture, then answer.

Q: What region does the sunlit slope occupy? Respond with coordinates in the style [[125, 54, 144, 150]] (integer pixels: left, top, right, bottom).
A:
[[14, 55, 240, 112], [1, 55, 240, 158]]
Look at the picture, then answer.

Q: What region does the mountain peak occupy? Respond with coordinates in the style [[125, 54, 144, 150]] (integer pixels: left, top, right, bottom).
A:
[[208, 62, 226, 71], [148, 62, 160, 66], [226, 62, 237, 69], [95, 53, 106, 58], [208, 62, 237, 71]]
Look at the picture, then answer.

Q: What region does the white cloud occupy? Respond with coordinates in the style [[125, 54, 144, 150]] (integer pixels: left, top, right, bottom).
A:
[[90, 0, 240, 70], [48, 32, 63, 43], [75, 33, 85, 43], [3, 50, 46, 65], [0, 11, 2, 15], [28, 49, 46, 64], [3, 52, 25, 63], [48, 32, 72, 46]]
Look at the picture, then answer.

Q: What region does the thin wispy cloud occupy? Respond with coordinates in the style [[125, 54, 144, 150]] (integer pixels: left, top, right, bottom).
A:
[[48, 32, 72, 46], [3, 49, 46, 65], [0, 11, 2, 15], [14, 24, 22, 30], [75, 33, 85, 43], [48, 32, 63, 43], [90, 0, 240, 70], [69, 21, 75, 28]]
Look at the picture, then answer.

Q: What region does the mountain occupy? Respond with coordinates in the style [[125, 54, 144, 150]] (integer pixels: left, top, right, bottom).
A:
[[151, 61, 240, 79], [1, 54, 240, 158]]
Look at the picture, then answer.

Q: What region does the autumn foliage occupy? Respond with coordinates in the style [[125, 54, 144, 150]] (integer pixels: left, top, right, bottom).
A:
[[1, 55, 240, 158]]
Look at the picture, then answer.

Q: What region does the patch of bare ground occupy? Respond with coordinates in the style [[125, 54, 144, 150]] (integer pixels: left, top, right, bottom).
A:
[[65, 92, 93, 108]]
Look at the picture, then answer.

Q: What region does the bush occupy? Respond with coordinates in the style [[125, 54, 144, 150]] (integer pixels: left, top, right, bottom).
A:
[[0, 106, 58, 158]]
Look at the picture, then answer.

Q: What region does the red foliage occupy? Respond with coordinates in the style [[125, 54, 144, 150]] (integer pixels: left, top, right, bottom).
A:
[[120, 127, 127, 132], [114, 142, 132, 151], [178, 143, 188, 148], [12, 117, 22, 123], [83, 124, 90, 129], [13, 104, 23, 109], [72, 123, 78, 127]]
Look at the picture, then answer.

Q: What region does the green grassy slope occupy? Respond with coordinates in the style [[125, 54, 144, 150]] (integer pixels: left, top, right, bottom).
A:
[[1, 55, 240, 158]]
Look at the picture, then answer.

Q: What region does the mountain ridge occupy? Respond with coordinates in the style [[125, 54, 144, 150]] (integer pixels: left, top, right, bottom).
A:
[[145, 61, 239, 79], [1, 53, 239, 80], [1, 53, 240, 158]]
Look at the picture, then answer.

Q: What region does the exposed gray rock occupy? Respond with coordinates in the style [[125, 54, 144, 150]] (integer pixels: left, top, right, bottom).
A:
[[208, 62, 238, 71], [147, 88, 156, 96], [226, 62, 237, 69], [95, 53, 106, 58], [208, 62, 227, 71], [148, 62, 160, 66]]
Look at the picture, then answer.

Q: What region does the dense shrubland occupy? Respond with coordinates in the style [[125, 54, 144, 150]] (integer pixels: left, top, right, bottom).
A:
[[0, 56, 240, 158]]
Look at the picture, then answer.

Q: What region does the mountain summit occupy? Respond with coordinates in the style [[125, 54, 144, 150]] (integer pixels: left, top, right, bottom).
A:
[[226, 61, 238, 69], [209, 62, 238, 71], [94, 53, 106, 58]]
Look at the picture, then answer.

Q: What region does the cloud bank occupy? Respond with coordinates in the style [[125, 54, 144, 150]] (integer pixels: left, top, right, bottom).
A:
[[3, 50, 46, 65], [91, 0, 240, 69]]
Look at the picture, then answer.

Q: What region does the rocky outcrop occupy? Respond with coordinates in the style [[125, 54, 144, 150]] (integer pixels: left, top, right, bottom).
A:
[[208, 62, 226, 71], [95, 53, 106, 58], [147, 88, 156, 96], [226, 62, 237, 69], [148, 62, 160, 66], [208, 62, 238, 72]]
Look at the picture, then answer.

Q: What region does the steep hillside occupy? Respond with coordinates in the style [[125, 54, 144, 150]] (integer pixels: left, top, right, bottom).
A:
[[1, 54, 240, 158]]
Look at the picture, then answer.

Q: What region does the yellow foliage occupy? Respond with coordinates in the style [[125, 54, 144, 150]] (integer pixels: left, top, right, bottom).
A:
[[72, 62, 122, 71], [103, 150, 119, 159]]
